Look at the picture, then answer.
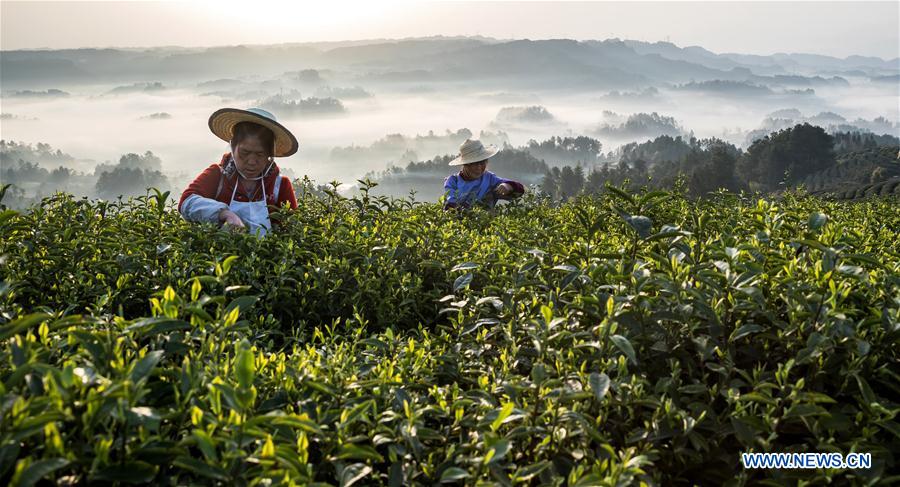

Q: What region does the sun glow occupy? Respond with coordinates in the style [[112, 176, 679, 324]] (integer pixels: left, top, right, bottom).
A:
[[182, 0, 409, 45]]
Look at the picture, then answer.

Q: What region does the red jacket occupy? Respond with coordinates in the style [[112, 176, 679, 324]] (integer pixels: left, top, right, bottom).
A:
[[179, 153, 298, 217]]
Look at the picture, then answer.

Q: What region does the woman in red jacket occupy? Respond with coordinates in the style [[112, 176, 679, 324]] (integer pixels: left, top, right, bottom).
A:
[[179, 107, 298, 237]]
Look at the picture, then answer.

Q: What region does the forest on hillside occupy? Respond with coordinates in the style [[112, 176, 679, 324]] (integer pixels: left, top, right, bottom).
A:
[[366, 124, 899, 202]]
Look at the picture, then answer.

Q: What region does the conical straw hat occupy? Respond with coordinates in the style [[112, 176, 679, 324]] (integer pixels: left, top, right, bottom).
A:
[[448, 138, 500, 165], [209, 107, 299, 157]]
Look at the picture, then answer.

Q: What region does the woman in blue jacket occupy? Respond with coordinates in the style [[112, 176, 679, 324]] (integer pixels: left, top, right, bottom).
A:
[[443, 139, 525, 210]]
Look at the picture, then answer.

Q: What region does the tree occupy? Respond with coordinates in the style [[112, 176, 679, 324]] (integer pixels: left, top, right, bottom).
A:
[[688, 146, 742, 195], [558, 166, 585, 200], [585, 166, 609, 194], [96, 167, 168, 199], [738, 123, 835, 191], [48, 166, 72, 184], [541, 168, 560, 199], [118, 151, 163, 172], [525, 136, 602, 166]]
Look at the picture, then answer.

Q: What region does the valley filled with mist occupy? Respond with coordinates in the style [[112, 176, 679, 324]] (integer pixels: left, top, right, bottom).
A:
[[2, 36, 898, 207]]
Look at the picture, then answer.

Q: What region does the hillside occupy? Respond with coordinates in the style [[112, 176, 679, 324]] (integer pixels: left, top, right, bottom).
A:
[[821, 177, 900, 200], [803, 146, 900, 193]]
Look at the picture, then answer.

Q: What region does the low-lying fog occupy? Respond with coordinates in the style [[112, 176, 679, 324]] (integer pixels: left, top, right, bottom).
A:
[[2, 38, 898, 205]]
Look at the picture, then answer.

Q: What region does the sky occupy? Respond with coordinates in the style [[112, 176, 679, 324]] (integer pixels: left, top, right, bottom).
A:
[[1, 1, 898, 59]]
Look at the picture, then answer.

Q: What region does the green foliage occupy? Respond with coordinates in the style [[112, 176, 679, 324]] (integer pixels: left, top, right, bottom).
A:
[[260, 93, 346, 115], [95, 167, 169, 200], [804, 146, 900, 195], [739, 123, 837, 191], [617, 134, 694, 166], [832, 131, 899, 155], [0, 140, 75, 167], [0, 188, 898, 485], [596, 112, 685, 140], [94, 152, 169, 200], [525, 136, 602, 166]]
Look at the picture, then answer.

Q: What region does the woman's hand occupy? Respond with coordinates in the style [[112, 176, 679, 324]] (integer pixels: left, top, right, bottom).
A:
[[218, 209, 245, 229], [495, 183, 513, 197]]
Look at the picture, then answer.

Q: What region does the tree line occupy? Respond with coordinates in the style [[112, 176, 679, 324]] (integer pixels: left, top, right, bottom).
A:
[[541, 124, 898, 200]]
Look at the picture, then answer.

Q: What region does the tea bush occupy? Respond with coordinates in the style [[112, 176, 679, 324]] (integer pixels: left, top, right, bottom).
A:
[[1, 186, 898, 485]]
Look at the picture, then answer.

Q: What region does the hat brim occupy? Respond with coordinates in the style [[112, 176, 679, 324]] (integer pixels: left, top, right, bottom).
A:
[[448, 145, 500, 165], [209, 108, 299, 157]]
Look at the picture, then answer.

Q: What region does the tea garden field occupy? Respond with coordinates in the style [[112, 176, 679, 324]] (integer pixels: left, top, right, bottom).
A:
[[0, 185, 898, 486]]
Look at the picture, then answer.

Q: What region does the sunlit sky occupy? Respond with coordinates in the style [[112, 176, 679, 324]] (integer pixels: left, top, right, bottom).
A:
[[1, 1, 898, 59]]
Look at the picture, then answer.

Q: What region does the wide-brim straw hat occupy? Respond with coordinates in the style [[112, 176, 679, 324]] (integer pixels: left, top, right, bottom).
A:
[[209, 107, 299, 157], [449, 138, 500, 165]]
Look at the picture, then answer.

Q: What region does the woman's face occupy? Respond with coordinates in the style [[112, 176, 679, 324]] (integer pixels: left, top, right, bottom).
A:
[[461, 159, 488, 179], [233, 135, 270, 178]]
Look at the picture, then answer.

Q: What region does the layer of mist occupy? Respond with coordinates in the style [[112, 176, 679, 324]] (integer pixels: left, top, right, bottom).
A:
[[2, 36, 897, 207]]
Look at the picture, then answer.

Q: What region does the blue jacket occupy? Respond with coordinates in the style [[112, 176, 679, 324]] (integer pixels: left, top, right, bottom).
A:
[[443, 171, 524, 209]]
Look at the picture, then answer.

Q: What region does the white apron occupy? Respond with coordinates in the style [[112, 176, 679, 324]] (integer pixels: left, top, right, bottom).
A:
[[228, 162, 281, 238]]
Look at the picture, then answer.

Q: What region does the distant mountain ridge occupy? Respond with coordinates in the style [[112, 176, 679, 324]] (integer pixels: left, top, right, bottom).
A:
[[625, 40, 899, 75], [3, 36, 896, 89]]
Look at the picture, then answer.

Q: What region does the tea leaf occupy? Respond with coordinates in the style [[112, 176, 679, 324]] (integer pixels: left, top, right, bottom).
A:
[[225, 295, 259, 316], [484, 439, 511, 465], [234, 340, 255, 388], [336, 444, 384, 462], [610, 335, 637, 365], [129, 350, 163, 383], [451, 262, 479, 272], [453, 273, 473, 292], [626, 215, 653, 238], [739, 392, 775, 405], [730, 324, 763, 341], [440, 467, 469, 483], [91, 462, 158, 484], [512, 461, 551, 482], [808, 212, 828, 231], [589, 372, 611, 401], [340, 463, 372, 487], [491, 402, 514, 431], [191, 429, 218, 461], [11, 458, 69, 487]]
